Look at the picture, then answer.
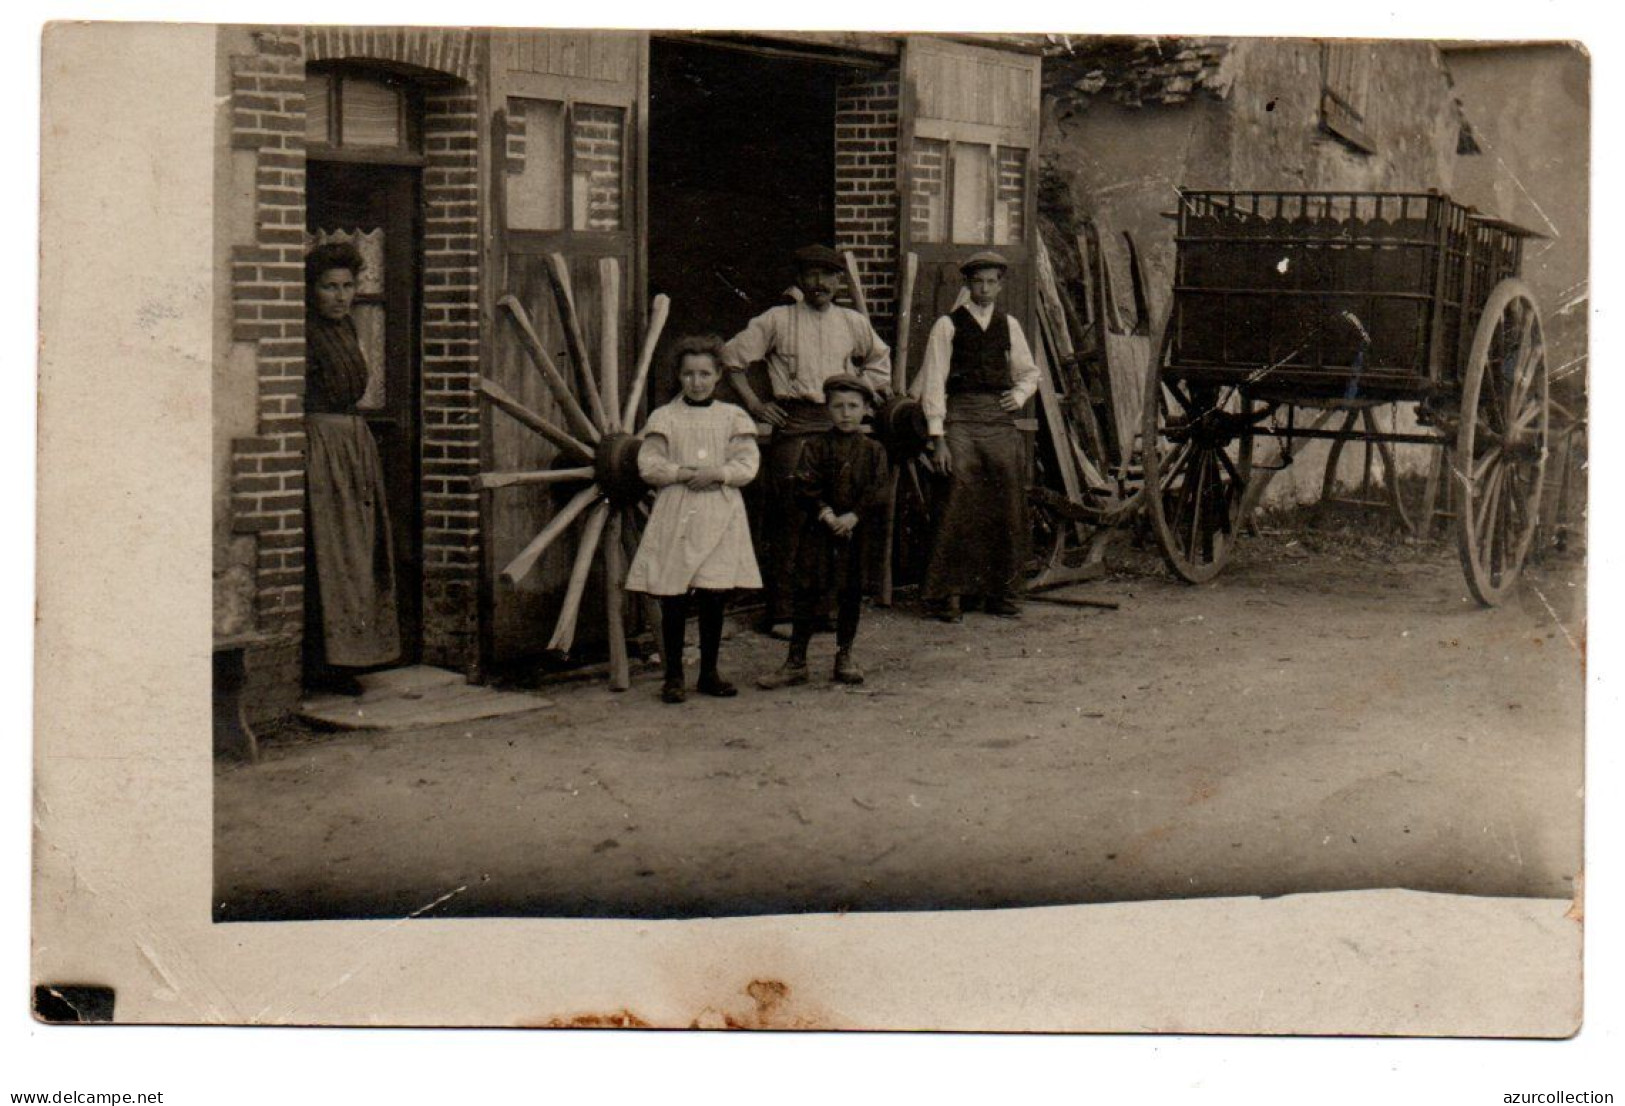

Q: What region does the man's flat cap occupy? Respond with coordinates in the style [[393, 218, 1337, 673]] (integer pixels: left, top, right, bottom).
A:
[[793, 244, 846, 273], [959, 250, 1010, 276]]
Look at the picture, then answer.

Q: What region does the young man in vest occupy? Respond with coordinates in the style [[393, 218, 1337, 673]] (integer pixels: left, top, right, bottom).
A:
[[722, 244, 892, 631], [915, 250, 1040, 621]]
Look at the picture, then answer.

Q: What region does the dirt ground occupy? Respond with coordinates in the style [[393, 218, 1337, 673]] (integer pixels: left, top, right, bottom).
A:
[[215, 527, 1585, 921]]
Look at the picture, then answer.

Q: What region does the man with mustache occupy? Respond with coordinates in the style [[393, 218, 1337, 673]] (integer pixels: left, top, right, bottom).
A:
[[722, 245, 892, 632]]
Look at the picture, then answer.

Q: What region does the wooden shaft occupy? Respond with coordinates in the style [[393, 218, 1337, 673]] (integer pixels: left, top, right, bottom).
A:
[[843, 250, 869, 318], [877, 466, 902, 607], [547, 500, 611, 655], [603, 512, 630, 690], [477, 466, 595, 491], [500, 484, 600, 584], [905, 455, 928, 508], [893, 251, 918, 394], [619, 506, 663, 658], [479, 377, 596, 465], [621, 293, 670, 429], [878, 249, 912, 596], [546, 253, 611, 432], [1026, 593, 1121, 611], [497, 295, 601, 444], [598, 257, 622, 433]]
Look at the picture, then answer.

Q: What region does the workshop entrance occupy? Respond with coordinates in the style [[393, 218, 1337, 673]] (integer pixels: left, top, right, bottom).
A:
[[646, 38, 855, 404]]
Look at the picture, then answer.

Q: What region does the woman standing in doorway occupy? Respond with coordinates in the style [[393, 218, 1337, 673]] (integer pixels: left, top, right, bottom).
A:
[[304, 241, 400, 694]]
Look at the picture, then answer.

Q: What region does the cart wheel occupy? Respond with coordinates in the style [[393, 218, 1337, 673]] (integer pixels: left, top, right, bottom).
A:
[[1141, 360, 1257, 584], [1455, 278, 1550, 606]]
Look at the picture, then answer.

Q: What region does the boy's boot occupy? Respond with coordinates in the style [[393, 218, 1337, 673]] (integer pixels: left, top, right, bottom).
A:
[[833, 646, 864, 685], [756, 640, 809, 689]]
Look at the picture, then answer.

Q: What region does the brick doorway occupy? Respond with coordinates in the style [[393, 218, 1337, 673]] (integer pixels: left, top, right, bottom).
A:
[[304, 64, 428, 677], [646, 39, 858, 404], [305, 161, 424, 669]]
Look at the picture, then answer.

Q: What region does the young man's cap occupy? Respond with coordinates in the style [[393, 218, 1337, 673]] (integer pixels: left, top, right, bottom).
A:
[[793, 244, 846, 273], [959, 250, 1010, 277], [822, 373, 876, 404]]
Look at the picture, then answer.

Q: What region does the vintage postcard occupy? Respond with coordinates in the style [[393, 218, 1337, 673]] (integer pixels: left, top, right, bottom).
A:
[[32, 18, 1589, 1046]]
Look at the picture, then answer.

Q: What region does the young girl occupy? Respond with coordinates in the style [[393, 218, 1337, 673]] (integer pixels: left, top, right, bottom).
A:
[[625, 336, 762, 703]]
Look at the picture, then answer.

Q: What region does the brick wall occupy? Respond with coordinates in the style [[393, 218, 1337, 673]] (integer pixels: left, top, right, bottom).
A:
[[908, 139, 945, 242], [419, 86, 483, 672], [503, 105, 526, 174], [219, 26, 485, 725], [834, 69, 901, 341], [572, 104, 626, 231], [226, 26, 309, 725], [997, 146, 1026, 243]]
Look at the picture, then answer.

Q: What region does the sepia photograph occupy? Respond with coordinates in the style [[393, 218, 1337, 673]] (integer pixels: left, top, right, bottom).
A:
[[198, 25, 1587, 924], [27, 6, 1603, 1068]]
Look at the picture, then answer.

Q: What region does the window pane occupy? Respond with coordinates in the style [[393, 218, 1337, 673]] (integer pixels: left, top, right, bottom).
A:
[[951, 143, 992, 244], [506, 98, 565, 231], [994, 146, 1026, 246], [910, 139, 948, 243], [305, 73, 332, 146], [571, 104, 625, 231], [341, 76, 402, 148], [352, 305, 387, 410]]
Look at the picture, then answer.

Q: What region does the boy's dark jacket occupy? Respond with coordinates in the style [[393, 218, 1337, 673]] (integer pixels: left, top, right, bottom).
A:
[[790, 428, 891, 597]]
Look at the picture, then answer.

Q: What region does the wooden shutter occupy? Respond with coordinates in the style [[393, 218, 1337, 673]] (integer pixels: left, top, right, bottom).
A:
[[484, 30, 646, 663], [898, 37, 1042, 377]]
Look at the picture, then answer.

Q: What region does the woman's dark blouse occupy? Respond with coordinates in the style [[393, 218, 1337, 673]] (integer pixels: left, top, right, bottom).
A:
[[305, 313, 371, 414]]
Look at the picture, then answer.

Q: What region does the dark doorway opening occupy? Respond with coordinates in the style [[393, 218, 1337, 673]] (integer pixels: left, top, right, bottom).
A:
[[647, 39, 851, 403], [305, 161, 424, 674]]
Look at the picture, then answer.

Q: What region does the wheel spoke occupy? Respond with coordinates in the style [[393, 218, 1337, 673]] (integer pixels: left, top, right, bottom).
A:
[[1510, 397, 1543, 438], [1506, 464, 1529, 553], [546, 500, 611, 655], [1478, 464, 1506, 564], [1511, 304, 1537, 388], [1160, 439, 1196, 491], [1470, 444, 1503, 484], [1474, 462, 1505, 544], [1510, 349, 1545, 423], [1188, 449, 1210, 560], [1170, 449, 1198, 552], [500, 485, 601, 584], [1493, 464, 1520, 581]]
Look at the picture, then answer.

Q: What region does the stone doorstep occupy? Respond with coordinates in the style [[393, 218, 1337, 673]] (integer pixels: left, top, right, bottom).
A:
[[300, 665, 555, 732]]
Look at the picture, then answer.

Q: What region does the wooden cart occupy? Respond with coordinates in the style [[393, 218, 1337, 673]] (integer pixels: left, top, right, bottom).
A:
[[1143, 188, 1551, 605]]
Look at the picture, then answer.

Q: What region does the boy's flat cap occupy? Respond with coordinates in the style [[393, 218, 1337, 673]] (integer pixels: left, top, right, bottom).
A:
[[821, 373, 876, 404]]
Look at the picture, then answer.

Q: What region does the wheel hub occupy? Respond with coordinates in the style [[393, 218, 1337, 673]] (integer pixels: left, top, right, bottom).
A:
[[593, 432, 647, 506]]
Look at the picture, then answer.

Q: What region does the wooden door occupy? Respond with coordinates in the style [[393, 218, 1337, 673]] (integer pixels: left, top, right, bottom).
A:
[[485, 31, 645, 663], [898, 38, 1042, 380], [308, 162, 423, 660]]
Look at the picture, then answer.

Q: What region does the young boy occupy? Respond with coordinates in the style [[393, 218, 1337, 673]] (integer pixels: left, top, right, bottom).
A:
[[756, 374, 890, 688]]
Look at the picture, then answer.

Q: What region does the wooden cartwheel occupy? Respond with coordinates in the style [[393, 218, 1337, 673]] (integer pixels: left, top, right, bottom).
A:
[[1453, 277, 1551, 605], [478, 254, 670, 690]]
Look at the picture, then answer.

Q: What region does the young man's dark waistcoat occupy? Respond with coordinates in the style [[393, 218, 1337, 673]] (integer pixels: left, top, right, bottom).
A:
[[947, 305, 1012, 395]]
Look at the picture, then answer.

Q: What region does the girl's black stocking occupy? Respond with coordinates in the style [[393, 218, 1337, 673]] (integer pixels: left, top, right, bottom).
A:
[[659, 595, 689, 682], [695, 590, 727, 678]]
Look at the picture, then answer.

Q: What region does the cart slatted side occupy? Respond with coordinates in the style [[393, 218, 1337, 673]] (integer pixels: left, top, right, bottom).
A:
[[1167, 190, 1533, 401]]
